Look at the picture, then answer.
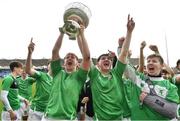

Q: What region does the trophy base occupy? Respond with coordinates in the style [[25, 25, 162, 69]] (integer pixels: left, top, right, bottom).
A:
[[59, 20, 79, 40]]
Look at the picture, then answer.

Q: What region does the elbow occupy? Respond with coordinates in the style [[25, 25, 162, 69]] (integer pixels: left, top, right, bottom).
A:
[[25, 67, 31, 75]]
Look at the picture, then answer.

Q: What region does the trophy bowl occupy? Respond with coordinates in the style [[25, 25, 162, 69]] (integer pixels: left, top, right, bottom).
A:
[[62, 2, 92, 40]]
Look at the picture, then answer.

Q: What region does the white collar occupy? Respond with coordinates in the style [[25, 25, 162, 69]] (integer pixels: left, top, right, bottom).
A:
[[149, 77, 164, 81]]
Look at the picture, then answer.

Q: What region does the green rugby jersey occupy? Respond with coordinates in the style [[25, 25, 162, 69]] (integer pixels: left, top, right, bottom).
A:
[[17, 76, 35, 100], [45, 59, 88, 120], [30, 71, 52, 112], [2, 74, 20, 110], [89, 60, 130, 120], [124, 65, 179, 120]]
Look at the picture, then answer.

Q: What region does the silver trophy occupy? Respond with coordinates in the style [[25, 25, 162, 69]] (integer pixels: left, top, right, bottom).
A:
[[60, 2, 91, 40]]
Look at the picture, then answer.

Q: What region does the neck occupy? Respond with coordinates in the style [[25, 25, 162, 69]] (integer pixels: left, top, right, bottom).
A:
[[148, 73, 162, 77], [22, 75, 26, 79], [48, 70, 52, 76], [101, 70, 110, 75], [11, 72, 17, 78], [66, 68, 76, 73]]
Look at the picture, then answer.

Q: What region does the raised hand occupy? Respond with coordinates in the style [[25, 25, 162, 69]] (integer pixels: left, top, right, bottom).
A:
[[127, 14, 135, 33], [149, 45, 159, 54], [140, 41, 146, 50], [28, 37, 35, 54], [118, 37, 125, 48], [108, 50, 116, 59]]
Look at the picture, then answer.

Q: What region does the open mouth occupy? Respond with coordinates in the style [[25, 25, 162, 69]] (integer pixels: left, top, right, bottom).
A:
[[103, 61, 110, 67], [148, 66, 155, 72], [67, 61, 73, 65]]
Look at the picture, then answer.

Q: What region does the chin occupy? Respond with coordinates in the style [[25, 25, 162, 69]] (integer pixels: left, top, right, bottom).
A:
[[148, 72, 154, 76], [103, 68, 111, 72]]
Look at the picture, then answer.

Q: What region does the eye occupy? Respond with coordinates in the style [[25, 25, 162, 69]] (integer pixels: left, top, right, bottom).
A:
[[102, 57, 107, 60]]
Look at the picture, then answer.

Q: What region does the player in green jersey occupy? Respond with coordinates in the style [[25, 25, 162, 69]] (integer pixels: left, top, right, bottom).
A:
[[42, 24, 90, 120], [17, 69, 35, 120], [25, 38, 53, 121], [123, 52, 180, 120], [88, 14, 135, 120], [1, 61, 27, 121]]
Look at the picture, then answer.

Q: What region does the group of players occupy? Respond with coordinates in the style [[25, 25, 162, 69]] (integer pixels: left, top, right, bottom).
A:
[[1, 14, 180, 121]]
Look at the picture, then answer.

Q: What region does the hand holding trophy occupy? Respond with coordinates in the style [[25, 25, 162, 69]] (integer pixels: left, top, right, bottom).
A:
[[60, 2, 91, 40]]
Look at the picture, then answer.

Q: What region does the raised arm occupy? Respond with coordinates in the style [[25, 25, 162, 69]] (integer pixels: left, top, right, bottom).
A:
[[117, 37, 125, 55], [149, 45, 160, 54], [118, 14, 135, 64], [77, 25, 90, 71], [137, 41, 146, 73], [149, 45, 174, 77], [25, 38, 36, 76], [52, 31, 64, 61]]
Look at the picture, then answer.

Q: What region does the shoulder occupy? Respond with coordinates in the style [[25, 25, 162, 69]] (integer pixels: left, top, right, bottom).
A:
[[3, 75, 13, 81]]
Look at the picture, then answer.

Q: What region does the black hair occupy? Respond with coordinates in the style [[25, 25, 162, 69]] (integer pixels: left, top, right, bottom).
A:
[[9, 61, 23, 72], [97, 53, 109, 62], [176, 59, 180, 67], [64, 53, 79, 61]]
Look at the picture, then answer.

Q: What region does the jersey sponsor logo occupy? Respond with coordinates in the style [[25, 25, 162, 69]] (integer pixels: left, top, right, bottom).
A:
[[154, 85, 167, 98]]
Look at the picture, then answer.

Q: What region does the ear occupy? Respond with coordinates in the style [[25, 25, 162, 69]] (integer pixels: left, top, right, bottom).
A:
[[76, 62, 80, 68], [62, 63, 65, 68], [160, 63, 165, 68], [97, 61, 101, 68]]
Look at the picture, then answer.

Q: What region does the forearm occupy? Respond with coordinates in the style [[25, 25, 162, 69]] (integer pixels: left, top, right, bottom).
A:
[[78, 33, 90, 61], [25, 52, 34, 76], [77, 35, 83, 54], [138, 48, 144, 73], [119, 32, 132, 64], [52, 33, 64, 60], [77, 33, 90, 71], [1, 90, 12, 111], [124, 64, 137, 82]]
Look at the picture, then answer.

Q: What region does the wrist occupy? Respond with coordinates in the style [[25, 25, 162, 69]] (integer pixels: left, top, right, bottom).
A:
[[8, 109, 13, 113]]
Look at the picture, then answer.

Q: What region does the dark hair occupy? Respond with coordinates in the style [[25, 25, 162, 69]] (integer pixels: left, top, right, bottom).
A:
[[147, 54, 164, 64], [64, 52, 78, 61], [9, 61, 23, 72], [97, 53, 109, 62], [176, 59, 180, 67]]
